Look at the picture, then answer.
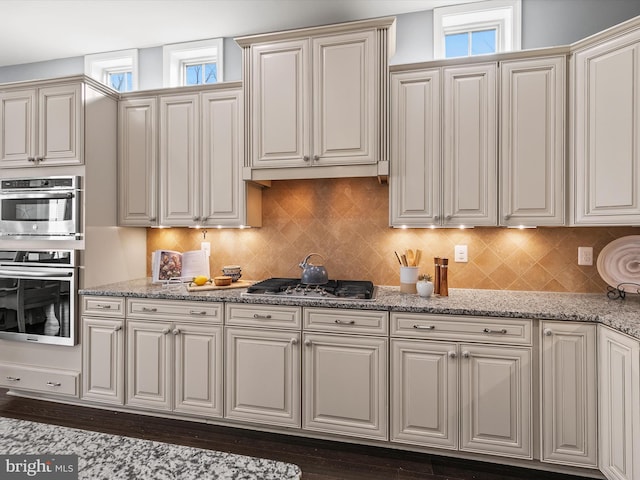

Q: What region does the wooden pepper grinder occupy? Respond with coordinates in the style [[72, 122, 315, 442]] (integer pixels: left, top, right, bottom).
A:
[[433, 257, 441, 295], [440, 258, 449, 297]]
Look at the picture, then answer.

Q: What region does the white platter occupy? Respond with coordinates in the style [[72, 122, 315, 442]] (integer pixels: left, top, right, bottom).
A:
[[597, 235, 640, 292]]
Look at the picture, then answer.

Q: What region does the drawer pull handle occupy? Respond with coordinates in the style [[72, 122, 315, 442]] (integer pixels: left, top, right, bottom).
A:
[[46, 381, 61, 387], [335, 319, 355, 325], [6, 376, 20, 382], [190, 310, 208, 315], [483, 328, 507, 334], [413, 325, 435, 330], [96, 304, 112, 309], [253, 314, 272, 319], [142, 307, 158, 313]]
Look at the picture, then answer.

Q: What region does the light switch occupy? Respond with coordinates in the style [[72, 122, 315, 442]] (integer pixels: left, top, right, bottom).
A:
[[201, 242, 211, 257], [454, 245, 468, 263]]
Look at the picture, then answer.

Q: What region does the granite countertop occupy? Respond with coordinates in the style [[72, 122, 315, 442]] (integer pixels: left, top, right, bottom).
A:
[[80, 278, 640, 340]]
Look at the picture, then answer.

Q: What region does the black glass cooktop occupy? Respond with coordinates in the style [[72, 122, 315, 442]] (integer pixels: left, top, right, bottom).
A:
[[244, 278, 376, 301]]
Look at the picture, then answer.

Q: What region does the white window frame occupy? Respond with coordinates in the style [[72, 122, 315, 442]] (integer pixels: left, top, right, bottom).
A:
[[434, 0, 521, 59], [84, 49, 138, 91], [163, 38, 224, 87]]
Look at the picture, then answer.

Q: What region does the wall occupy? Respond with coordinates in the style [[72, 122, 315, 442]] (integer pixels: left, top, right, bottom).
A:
[[147, 178, 638, 294]]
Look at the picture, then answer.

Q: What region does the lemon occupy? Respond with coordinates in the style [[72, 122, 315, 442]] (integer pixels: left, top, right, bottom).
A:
[[193, 275, 209, 286]]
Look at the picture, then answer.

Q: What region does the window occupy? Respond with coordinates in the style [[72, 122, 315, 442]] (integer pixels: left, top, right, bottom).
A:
[[84, 49, 138, 92], [434, 0, 521, 59], [163, 38, 224, 87]]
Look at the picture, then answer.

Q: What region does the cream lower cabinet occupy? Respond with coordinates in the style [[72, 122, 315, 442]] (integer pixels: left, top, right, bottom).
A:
[[302, 308, 388, 440], [540, 321, 597, 468], [391, 313, 532, 459], [225, 304, 301, 428], [598, 325, 640, 480], [126, 299, 223, 418]]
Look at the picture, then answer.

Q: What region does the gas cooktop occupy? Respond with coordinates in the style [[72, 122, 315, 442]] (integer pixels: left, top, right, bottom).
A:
[[243, 278, 377, 301]]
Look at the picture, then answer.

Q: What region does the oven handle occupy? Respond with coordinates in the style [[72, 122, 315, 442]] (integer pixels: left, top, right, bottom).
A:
[[0, 192, 74, 200], [0, 269, 73, 278]]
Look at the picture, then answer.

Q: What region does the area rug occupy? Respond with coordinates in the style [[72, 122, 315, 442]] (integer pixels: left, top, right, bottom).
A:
[[0, 417, 302, 479]]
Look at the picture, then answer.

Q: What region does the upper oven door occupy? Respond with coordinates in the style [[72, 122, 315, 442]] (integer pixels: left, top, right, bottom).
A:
[[0, 191, 80, 238]]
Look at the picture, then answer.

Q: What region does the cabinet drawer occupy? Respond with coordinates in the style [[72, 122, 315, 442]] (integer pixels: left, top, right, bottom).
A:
[[0, 363, 79, 397], [127, 298, 222, 323], [226, 304, 301, 329], [304, 308, 388, 335], [391, 313, 532, 345], [82, 296, 125, 317]]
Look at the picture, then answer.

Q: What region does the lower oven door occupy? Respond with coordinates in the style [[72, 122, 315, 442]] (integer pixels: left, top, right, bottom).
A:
[[0, 266, 76, 346]]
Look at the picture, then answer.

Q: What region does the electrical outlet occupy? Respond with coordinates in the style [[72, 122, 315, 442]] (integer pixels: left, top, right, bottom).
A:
[[201, 242, 211, 257], [454, 245, 468, 263], [578, 246, 593, 266]]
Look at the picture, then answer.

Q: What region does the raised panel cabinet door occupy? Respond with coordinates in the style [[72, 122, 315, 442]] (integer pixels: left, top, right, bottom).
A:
[[390, 69, 441, 227], [173, 323, 223, 418], [0, 89, 37, 167], [459, 344, 532, 459], [303, 333, 388, 440], [390, 339, 457, 449], [443, 63, 498, 227], [574, 33, 640, 224], [251, 39, 311, 168], [540, 321, 597, 467], [38, 83, 83, 165], [118, 97, 158, 226], [598, 326, 640, 480], [500, 56, 565, 227], [201, 89, 243, 226], [81, 317, 124, 405], [225, 327, 301, 428], [312, 30, 375, 165], [126, 319, 172, 411], [159, 94, 200, 226]]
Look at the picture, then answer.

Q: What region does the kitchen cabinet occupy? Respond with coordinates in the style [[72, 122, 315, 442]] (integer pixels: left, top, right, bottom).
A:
[[500, 56, 566, 227], [126, 299, 223, 417], [573, 24, 640, 225], [302, 308, 389, 440], [598, 325, 640, 480], [236, 17, 395, 181], [0, 82, 82, 167], [81, 296, 126, 405], [225, 304, 301, 428], [391, 313, 532, 459], [390, 63, 497, 227], [540, 321, 597, 468]]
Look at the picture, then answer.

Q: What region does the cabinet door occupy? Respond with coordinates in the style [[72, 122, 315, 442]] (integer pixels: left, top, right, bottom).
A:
[[500, 56, 565, 227], [459, 344, 532, 459], [159, 94, 200, 226], [390, 69, 441, 227], [599, 326, 640, 480], [225, 327, 301, 427], [312, 30, 375, 165], [81, 316, 124, 405], [126, 319, 172, 411], [443, 63, 497, 227], [391, 339, 457, 449], [0, 89, 36, 167], [38, 83, 83, 165], [118, 97, 158, 226], [174, 323, 223, 418], [574, 32, 640, 224], [250, 39, 310, 168], [303, 333, 388, 440], [540, 321, 597, 467], [201, 88, 244, 226]]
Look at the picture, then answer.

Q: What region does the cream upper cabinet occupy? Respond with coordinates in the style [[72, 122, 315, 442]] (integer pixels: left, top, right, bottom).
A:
[[236, 17, 395, 181], [500, 56, 566, 227], [573, 26, 640, 225], [598, 325, 640, 480], [0, 83, 82, 167], [540, 321, 598, 468], [118, 97, 158, 226]]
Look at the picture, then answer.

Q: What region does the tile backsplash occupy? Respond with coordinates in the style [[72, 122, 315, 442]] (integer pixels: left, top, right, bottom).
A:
[[147, 177, 639, 293]]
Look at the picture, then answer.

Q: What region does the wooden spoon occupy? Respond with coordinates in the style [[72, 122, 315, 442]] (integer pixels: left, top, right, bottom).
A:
[[414, 249, 422, 266], [406, 249, 415, 266]]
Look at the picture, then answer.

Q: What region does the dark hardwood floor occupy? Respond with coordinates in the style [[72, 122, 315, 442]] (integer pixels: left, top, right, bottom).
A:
[[0, 389, 591, 480]]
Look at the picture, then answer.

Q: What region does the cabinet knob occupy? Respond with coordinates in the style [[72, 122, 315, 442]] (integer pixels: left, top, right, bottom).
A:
[[504, 214, 512, 220], [304, 339, 312, 346], [113, 325, 122, 332], [434, 215, 440, 221], [149, 217, 157, 222], [193, 216, 200, 222], [462, 351, 470, 359], [303, 155, 310, 162], [445, 215, 452, 221], [290, 338, 298, 345], [27, 157, 35, 162], [162, 328, 170, 334], [172, 328, 180, 335], [543, 328, 553, 336], [313, 155, 320, 162], [448, 351, 457, 359], [36, 156, 44, 162]]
